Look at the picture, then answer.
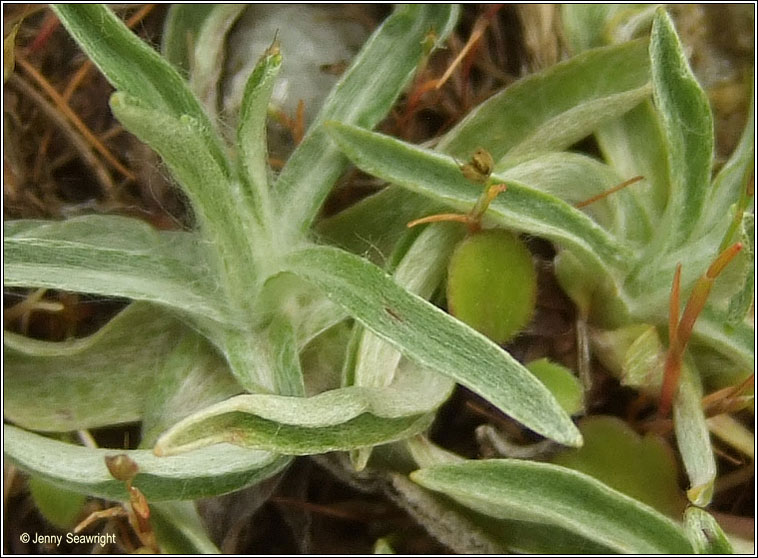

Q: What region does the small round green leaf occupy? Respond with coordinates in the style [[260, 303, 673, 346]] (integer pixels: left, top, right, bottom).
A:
[[526, 358, 584, 416], [551, 416, 686, 518], [447, 229, 537, 344]]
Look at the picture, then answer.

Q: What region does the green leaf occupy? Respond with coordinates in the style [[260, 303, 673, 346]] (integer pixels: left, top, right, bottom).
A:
[[595, 100, 670, 237], [351, 223, 463, 390], [194, 311, 305, 396], [109, 93, 261, 304], [154, 359, 451, 456], [561, 5, 654, 53], [273, 4, 459, 237], [551, 416, 685, 518], [281, 244, 582, 447], [625, 226, 739, 323], [4, 424, 291, 501], [4, 216, 229, 323], [649, 8, 714, 250], [393, 452, 613, 554], [707, 414, 754, 460], [526, 359, 584, 416], [326, 122, 632, 279], [692, 306, 754, 373], [29, 476, 87, 530], [437, 40, 651, 165], [703, 82, 754, 233], [498, 152, 623, 231], [5, 303, 186, 431], [387, 472, 506, 553], [299, 322, 350, 397], [620, 325, 665, 390], [684, 507, 734, 554], [265, 316, 306, 397], [236, 43, 282, 228], [674, 363, 716, 506], [51, 4, 227, 172], [195, 324, 279, 394], [411, 460, 693, 554], [726, 212, 755, 325], [161, 4, 216, 75], [151, 501, 221, 554], [590, 323, 652, 379], [188, 5, 246, 121]]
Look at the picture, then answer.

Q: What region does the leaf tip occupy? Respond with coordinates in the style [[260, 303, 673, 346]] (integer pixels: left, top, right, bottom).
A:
[[563, 426, 584, 448], [109, 91, 125, 109], [686, 480, 714, 507], [408, 468, 425, 484]]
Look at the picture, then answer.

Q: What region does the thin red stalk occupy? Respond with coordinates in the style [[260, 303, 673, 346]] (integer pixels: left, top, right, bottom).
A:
[[575, 176, 644, 208], [658, 244, 743, 417], [659, 264, 682, 417]]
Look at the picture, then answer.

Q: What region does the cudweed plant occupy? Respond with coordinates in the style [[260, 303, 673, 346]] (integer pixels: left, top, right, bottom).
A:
[[4, 5, 753, 553]]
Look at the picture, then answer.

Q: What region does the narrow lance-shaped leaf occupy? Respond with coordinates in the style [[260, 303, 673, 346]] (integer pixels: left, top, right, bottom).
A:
[[273, 4, 459, 237], [437, 39, 651, 164], [281, 244, 582, 447], [703, 78, 754, 233], [259, 273, 348, 349], [28, 476, 86, 530], [626, 228, 722, 317], [3, 424, 291, 502], [648, 8, 714, 251], [561, 8, 672, 232], [161, 4, 216, 75], [707, 414, 754, 460], [4, 216, 230, 324], [351, 223, 464, 390], [391, 464, 615, 554], [153, 360, 452, 456], [51, 4, 228, 173], [673, 362, 716, 506], [411, 460, 693, 554], [189, 5, 246, 122], [195, 324, 279, 394], [236, 42, 282, 228], [326, 122, 632, 280]]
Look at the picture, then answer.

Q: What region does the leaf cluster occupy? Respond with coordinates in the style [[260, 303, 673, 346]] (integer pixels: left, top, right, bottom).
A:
[[4, 5, 752, 553]]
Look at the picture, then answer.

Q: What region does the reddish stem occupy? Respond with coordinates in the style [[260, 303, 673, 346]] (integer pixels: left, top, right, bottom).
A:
[[658, 243, 743, 417], [659, 264, 682, 417], [575, 176, 644, 208]]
